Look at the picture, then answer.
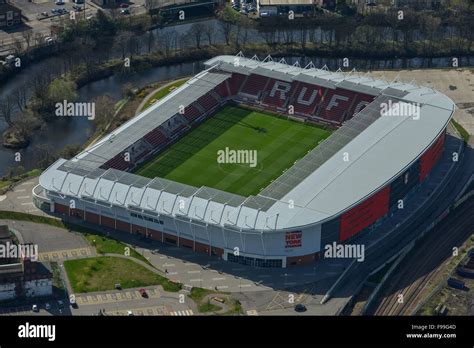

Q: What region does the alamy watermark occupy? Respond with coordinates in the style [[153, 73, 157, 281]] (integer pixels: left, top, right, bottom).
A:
[[380, 100, 420, 120], [55, 100, 95, 120], [324, 242, 365, 262], [0, 242, 38, 262], [217, 147, 258, 168]]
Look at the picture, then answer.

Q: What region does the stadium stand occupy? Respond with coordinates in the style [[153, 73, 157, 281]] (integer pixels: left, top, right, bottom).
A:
[[240, 74, 269, 97], [318, 88, 357, 123], [144, 128, 168, 148], [227, 73, 246, 96], [183, 105, 204, 123], [197, 93, 220, 112], [262, 79, 293, 109], [291, 82, 325, 117]]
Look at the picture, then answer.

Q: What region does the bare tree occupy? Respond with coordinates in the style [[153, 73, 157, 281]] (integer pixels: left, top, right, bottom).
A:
[[144, 0, 158, 17], [12, 36, 23, 55], [34, 32, 45, 47], [219, 21, 233, 46], [189, 23, 205, 49], [21, 30, 33, 51], [204, 23, 215, 46], [0, 97, 14, 126], [12, 87, 28, 112], [147, 31, 155, 53], [114, 31, 134, 59], [92, 95, 116, 131]]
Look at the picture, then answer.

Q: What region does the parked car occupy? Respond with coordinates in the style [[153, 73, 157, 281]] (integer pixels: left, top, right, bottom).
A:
[[57, 300, 64, 308], [294, 304, 307, 312], [45, 303, 51, 310], [55, 0, 65, 5], [120, 8, 130, 15], [72, 4, 83, 11], [139, 288, 148, 298], [127, 310, 133, 316], [32, 304, 39, 312], [119, 3, 129, 8], [115, 283, 122, 290]]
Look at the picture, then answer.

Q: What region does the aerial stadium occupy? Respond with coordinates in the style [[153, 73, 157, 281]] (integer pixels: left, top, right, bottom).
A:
[[32, 54, 455, 268]]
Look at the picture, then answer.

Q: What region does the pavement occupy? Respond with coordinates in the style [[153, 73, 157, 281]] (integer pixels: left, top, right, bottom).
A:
[[0, 177, 47, 216]]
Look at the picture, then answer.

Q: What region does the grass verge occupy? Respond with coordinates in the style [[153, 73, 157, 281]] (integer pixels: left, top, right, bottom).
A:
[[0, 169, 42, 193], [64, 256, 181, 293], [452, 119, 470, 143]]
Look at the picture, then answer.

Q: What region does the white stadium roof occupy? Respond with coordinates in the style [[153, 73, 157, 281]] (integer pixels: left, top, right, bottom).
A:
[[39, 55, 455, 232]]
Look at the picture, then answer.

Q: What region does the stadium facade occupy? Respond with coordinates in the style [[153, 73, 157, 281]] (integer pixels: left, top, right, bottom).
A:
[[33, 54, 455, 268]]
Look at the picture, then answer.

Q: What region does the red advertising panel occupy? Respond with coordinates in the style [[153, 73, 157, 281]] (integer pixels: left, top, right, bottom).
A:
[[285, 231, 302, 248], [419, 132, 445, 182], [340, 186, 391, 242]]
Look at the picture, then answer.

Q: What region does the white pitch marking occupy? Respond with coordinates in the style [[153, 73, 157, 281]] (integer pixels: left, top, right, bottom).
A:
[[239, 284, 252, 288], [15, 189, 26, 192], [16, 195, 30, 199], [212, 277, 226, 281], [187, 270, 201, 274], [216, 285, 228, 290], [21, 202, 34, 206], [189, 279, 203, 282]]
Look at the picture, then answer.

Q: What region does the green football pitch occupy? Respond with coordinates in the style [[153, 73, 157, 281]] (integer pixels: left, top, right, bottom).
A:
[[135, 105, 332, 196]]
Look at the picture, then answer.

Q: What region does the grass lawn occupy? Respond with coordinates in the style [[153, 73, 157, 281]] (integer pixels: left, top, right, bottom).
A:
[[451, 119, 470, 143], [0, 168, 42, 193], [64, 256, 181, 293], [198, 301, 221, 313], [141, 79, 189, 111], [135, 105, 332, 196]]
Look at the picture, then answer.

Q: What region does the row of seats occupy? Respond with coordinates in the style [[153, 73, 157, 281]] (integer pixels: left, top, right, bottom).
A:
[[318, 88, 357, 123], [240, 74, 269, 96], [197, 93, 220, 112], [233, 74, 374, 124], [144, 128, 167, 148], [104, 153, 131, 171]]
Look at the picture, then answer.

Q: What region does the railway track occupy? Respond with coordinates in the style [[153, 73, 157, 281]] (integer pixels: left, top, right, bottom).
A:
[[373, 198, 474, 315]]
